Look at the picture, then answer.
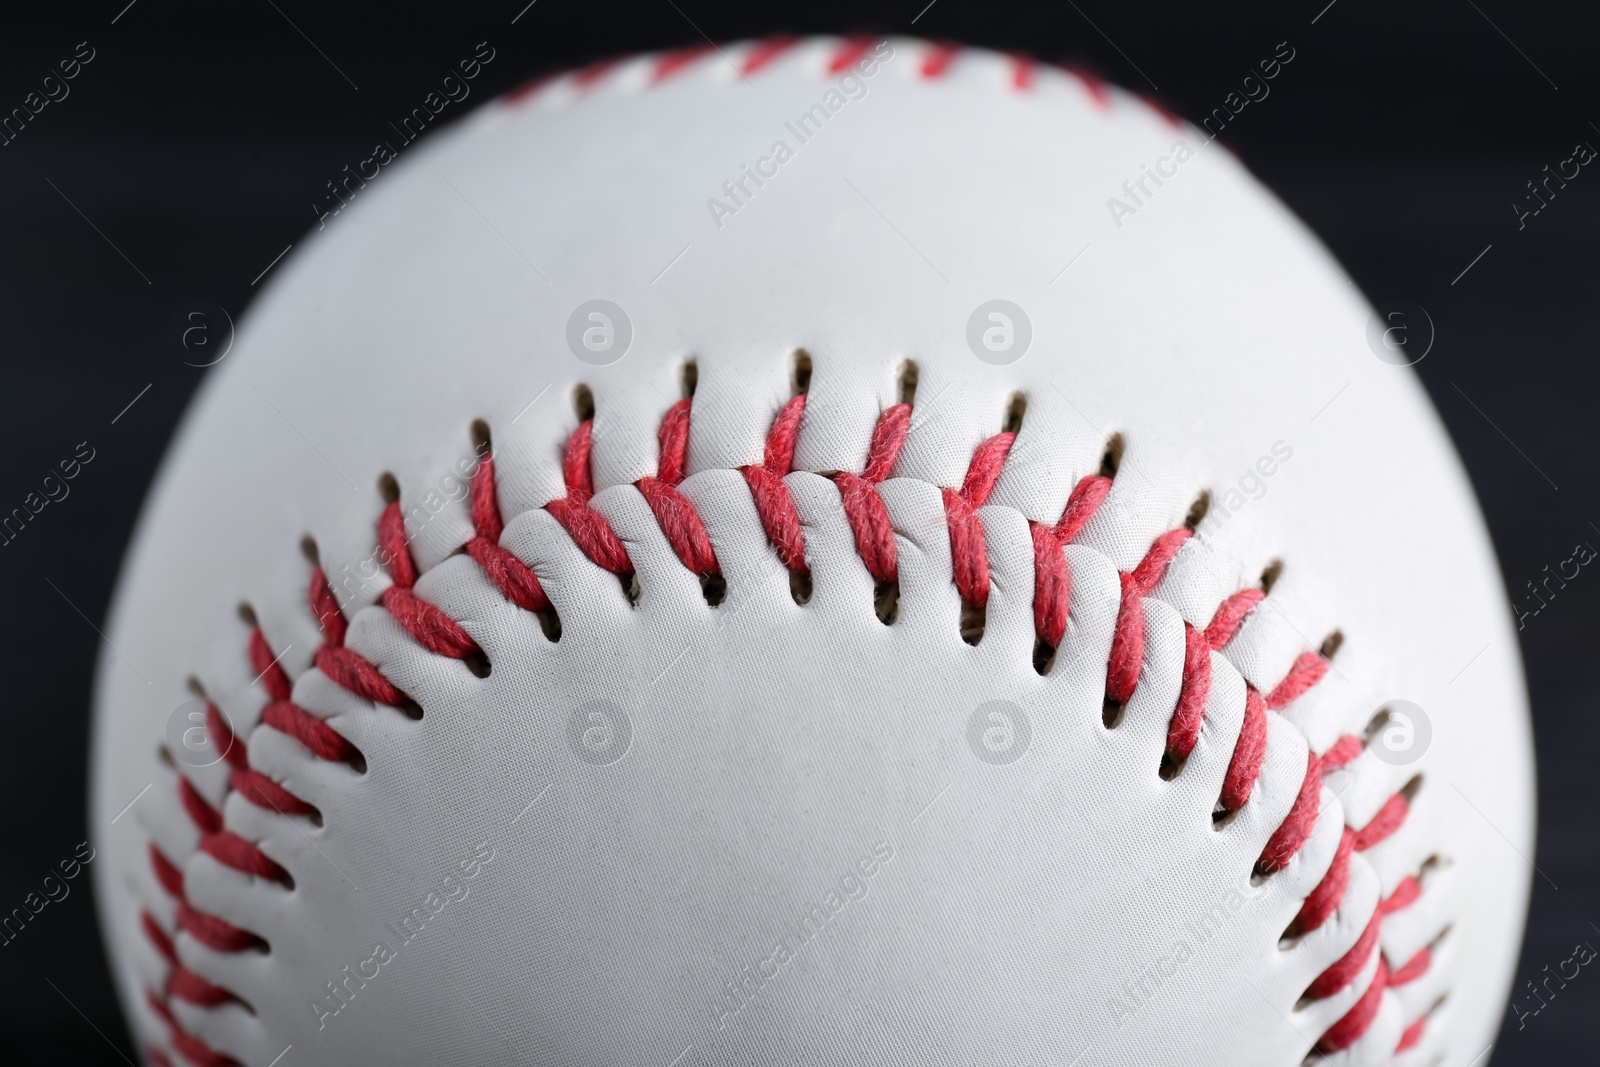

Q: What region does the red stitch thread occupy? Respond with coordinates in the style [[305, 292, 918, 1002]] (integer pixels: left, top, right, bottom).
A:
[[168, 964, 240, 1008], [200, 831, 291, 885], [248, 628, 292, 703], [145, 1046, 175, 1067], [1306, 914, 1381, 1000], [262, 702, 361, 765], [1011, 55, 1036, 91], [1062, 63, 1111, 107], [1316, 957, 1390, 1054], [652, 45, 711, 83], [169, 1025, 241, 1067], [1219, 688, 1269, 812], [177, 777, 222, 836], [1265, 649, 1329, 709], [466, 454, 553, 614], [833, 405, 911, 584], [637, 399, 721, 577], [1354, 791, 1410, 852], [545, 421, 634, 575], [176, 901, 265, 954], [743, 394, 810, 572], [230, 768, 318, 818], [1295, 828, 1355, 933], [827, 37, 878, 74], [943, 432, 1015, 608], [1202, 588, 1264, 648], [741, 36, 798, 75], [141, 910, 176, 964], [1396, 1015, 1427, 1052], [205, 702, 247, 771], [1106, 528, 1191, 705], [1389, 945, 1431, 986], [921, 42, 961, 79], [1030, 474, 1112, 649], [150, 845, 184, 899], [1258, 751, 1322, 872], [315, 644, 406, 706], [145, 989, 175, 1028], [1380, 874, 1423, 915]]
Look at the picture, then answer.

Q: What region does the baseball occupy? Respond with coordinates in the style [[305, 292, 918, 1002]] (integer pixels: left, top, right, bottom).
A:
[[91, 37, 1534, 1066]]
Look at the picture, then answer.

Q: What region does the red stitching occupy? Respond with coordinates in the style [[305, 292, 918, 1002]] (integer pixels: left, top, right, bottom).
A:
[[652, 45, 711, 83], [1390, 945, 1431, 986], [943, 431, 1015, 609], [637, 399, 720, 578], [141, 910, 176, 964], [834, 404, 911, 584], [1396, 1015, 1427, 1051], [826, 37, 878, 74], [742, 394, 809, 573], [740, 35, 798, 76], [133, 384, 1428, 1060], [921, 42, 961, 79], [1316, 957, 1390, 1054], [545, 420, 634, 575]]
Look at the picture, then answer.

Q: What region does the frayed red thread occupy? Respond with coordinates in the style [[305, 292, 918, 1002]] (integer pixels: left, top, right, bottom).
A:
[[545, 421, 633, 575], [1295, 829, 1355, 933], [261, 702, 361, 765], [638, 399, 721, 578], [1030, 474, 1112, 649], [744, 394, 809, 573], [141, 911, 176, 964], [943, 431, 1015, 608], [200, 832, 291, 886], [230, 769, 317, 818], [247, 628, 291, 703], [175, 901, 265, 954], [834, 404, 912, 584], [1316, 957, 1390, 1054], [149, 845, 184, 899], [177, 777, 222, 836], [1307, 914, 1381, 1001], [1389, 945, 1431, 986]]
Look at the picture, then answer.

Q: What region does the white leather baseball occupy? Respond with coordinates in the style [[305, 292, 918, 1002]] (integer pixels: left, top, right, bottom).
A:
[[92, 37, 1533, 1067]]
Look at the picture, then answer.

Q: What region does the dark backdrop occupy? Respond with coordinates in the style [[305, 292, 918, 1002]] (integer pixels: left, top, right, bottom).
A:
[[1, 1, 1595, 1061]]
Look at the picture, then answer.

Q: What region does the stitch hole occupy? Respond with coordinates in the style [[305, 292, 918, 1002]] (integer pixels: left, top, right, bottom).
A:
[[377, 471, 401, 505], [1259, 559, 1283, 594], [1183, 490, 1211, 531], [572, 383, 596, 422], [395, 696, 424, 722], [1158, 750, 1185, 781], [470, 418, 492, 456], [187, 675, 207, 698], [897, 360, 919, 406], [874, 579, 900, 625], [157, 745, 177, 770], [1032, 638, 1058, 676], [789, 569, 813, 605], [349, 752, 368, 775], [300, 534, 320, 565], [701, 573, 727, 606], [462, 649, 492, 679], [1002, 391, 1027, 434], [1211, 802, 1242, 829], [1400, 773, 1424, 803], [1101, 698, 1125, 729], [791, 349, 813, 395], [1099, 433, 1125, 479], [960, 603, 986, 645], [622, 572, 642, 605], [680, 359, 698, 399], [237, 602, 258, 627], [1318, 630, 1344, 660]]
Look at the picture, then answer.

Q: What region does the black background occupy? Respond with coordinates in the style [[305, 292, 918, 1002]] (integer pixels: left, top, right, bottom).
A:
[[1, 0, 1595, 1061]]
